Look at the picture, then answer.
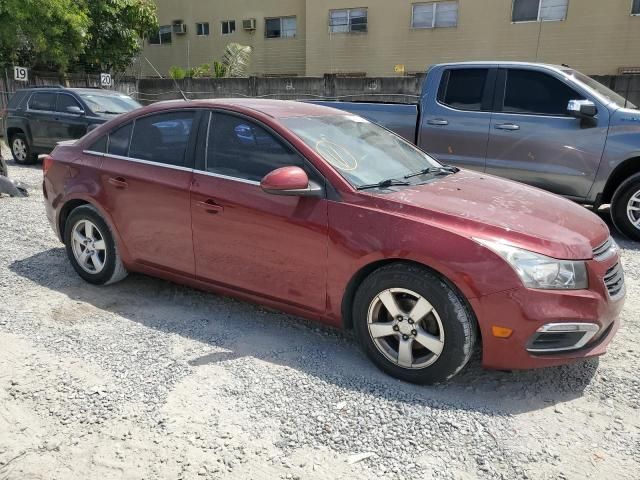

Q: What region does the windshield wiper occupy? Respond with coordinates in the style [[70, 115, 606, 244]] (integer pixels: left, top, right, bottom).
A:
[[356, 178, 411, 190], [404, 165, 460, 179]]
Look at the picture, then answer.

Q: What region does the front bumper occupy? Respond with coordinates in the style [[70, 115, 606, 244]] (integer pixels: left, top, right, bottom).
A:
[[470, 255, 625, 371]]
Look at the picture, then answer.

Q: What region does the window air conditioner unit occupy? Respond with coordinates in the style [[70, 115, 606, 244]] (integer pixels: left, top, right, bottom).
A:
[[243, 19, 256, 31], [173, 23, 187, 34]]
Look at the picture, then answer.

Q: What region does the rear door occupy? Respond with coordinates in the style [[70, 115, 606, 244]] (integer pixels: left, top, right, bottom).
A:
[[26, 92, 58, 147], [98, 110, 200, 275], [190, 111, 329, 312], [485, 68, 609, 199], [418, 67, 495, 171], [55, 93, 88, 141]]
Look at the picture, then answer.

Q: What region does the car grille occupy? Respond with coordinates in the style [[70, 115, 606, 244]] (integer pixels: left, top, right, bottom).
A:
[[593, 237, 614, 261], [603, 263, 625, 299]]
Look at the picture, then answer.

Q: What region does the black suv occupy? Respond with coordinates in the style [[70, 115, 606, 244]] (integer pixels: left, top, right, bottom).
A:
[[3, 86, 141, 164]]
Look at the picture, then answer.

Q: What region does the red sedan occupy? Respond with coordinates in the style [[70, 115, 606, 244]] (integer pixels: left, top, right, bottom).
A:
[[42, 99, 625, 383]]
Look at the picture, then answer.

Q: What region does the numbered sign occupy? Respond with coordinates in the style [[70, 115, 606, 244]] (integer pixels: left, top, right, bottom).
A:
[[100, 73, 112, 87], [14, 66, 28, 82]]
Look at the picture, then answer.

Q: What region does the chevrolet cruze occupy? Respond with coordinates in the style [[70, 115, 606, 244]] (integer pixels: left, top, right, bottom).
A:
[[42, 99, 625, 383]]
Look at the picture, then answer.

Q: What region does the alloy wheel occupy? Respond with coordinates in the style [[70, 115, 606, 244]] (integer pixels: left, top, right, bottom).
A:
[[12, 138, 27, 162], [71, 219, 107, 274], [367, 288, 445, 369], [627, 190, 640, 230]]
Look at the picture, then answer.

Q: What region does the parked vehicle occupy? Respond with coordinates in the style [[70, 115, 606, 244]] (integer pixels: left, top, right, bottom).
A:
[[314, 62, 640, 241], [4, 86, 140, 165], [43, 99, 624, 383]]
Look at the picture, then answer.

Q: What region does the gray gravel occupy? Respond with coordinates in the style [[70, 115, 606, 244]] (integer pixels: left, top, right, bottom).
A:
[[1, 144, 639, 480]]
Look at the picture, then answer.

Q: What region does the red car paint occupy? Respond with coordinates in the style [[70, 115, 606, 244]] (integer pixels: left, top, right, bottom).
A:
[[43, 99, 624, 371]]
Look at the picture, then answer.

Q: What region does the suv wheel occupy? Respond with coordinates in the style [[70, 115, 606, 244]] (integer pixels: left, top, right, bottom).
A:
[[611, 173, 640, 241], [10, 133, 37, 165], [353, 263, 477, 384], [64, 205, 128, 285]]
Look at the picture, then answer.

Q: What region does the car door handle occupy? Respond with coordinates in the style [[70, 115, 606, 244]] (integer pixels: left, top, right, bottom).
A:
[[108, 177, 128, 188], [196, 199, 224, 214], [427, 119, 449, 126], [494, 123, 520, 131]]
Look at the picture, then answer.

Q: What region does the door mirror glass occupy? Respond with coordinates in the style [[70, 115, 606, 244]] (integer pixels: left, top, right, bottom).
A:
[[260, 166, 322, 197], [66, 105, 84, 115], [567, 99, 597, 118]]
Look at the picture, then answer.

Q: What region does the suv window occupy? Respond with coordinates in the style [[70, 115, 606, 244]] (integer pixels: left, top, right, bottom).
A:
[[440, 69, 489, 111], [8, 91, 28, 109], [108, 123, 133, 157], [502, 69, 585, 115], [56, 94, 82, 113], [129, 111, 196, 166], [28, 92, 56, 111], [206, 113, 301, 182]]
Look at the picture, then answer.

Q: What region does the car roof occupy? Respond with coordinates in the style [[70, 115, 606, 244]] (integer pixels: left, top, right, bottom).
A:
[[153, 98, 351, 119], [16, 87, 129, 97], [430, 61, 569, 73]]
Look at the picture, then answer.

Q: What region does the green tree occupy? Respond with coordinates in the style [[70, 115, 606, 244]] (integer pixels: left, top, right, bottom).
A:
[[0, 0, 89, 70], [78, 0, 158, 73]]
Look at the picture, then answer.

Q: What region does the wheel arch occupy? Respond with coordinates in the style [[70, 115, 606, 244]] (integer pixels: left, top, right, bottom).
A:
[[602, 156, 640, 204], [6, 124, 31, 144], [340, 258, 480, 340]]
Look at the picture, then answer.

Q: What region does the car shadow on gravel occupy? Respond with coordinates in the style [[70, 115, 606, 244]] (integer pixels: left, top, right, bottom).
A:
[[11, 248, 600, 416]]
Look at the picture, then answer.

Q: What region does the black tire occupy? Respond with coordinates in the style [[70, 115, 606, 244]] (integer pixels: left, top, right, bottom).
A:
[[611, 173, 640, 241], [64, 205, 128, 285], [353, 263, 477, 384], [10, 133, 37, 165]]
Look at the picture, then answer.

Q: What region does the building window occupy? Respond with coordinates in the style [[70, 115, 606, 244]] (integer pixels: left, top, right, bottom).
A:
[[512, 0, 568, 22], [329, 8, 368, 33], [196, 22, 210, 36], [633, 0, 640, 14], [149, 25, 172, 45], [221, 20, 236, 34], [412, 2, 459, 28], [265, 16, 297, 38]]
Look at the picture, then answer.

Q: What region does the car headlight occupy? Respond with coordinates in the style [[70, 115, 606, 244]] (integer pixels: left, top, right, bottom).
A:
[[475, 239, 588, 290]]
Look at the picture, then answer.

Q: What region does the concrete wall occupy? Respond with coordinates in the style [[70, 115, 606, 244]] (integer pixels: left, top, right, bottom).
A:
[[144, 0, 640, 77]]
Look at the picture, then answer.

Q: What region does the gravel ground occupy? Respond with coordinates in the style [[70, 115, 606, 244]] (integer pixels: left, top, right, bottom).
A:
[[1, 143, 639, 480]]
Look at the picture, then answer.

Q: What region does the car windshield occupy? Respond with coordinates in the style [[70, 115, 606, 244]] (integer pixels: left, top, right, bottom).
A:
[[79, 93, 141, 114], [281, 114, 442, 188], [563, 69, 637, 109]]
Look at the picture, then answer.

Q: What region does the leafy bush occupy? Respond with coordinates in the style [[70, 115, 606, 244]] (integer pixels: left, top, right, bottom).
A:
[[168, 66, 186, 80]]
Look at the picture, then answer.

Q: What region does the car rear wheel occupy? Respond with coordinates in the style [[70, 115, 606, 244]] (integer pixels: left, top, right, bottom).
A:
[[10, 133, 37, 165], [611, 173, 640, 241], [64, 205, 128, 285], [353, 263, 476, 384]]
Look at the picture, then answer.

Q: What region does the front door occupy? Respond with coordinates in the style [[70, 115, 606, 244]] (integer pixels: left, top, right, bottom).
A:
[[98, 111, 199, 275], [485, 68, 609, 199], [191, 111, 329, 312], [418, 67, 495, 171]]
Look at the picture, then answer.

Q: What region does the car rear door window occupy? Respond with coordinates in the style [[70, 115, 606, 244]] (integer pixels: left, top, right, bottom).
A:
[[56, 94, 82, 113], [28, 92, 56, 111], [502, 69, 585, 115], [89, 136, 107, 153], [206, 113, 301, 182], [129, 111, 196, 166], [440, 69, 489, 111], [107, 123, 132, 157]]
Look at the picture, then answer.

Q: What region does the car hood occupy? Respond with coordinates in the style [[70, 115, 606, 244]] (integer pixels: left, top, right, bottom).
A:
[[377, 170, 608, 260]]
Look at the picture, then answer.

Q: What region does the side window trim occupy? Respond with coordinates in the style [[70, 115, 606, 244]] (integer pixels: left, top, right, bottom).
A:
[[494, 67, 587, 118], [435, 67, 497, 113]]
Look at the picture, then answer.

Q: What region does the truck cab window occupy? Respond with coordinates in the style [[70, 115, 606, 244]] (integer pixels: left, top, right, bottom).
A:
[[440, 69, 489, 111]]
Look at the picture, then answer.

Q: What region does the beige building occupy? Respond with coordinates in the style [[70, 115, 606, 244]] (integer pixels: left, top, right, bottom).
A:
[[141, 0, 640, 78]]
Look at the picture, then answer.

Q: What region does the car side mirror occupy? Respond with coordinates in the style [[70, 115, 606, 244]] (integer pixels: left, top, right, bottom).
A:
[[567, 100, 597, 127], [260, 166, 323, 197], [66, 106, 85, 115]]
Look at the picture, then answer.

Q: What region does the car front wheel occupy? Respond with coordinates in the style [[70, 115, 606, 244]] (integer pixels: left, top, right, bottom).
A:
[[353, 263, 477, 384], [64, 205, 128, 285], [10, 133, 37, 165], [611, 173, 640, 241]]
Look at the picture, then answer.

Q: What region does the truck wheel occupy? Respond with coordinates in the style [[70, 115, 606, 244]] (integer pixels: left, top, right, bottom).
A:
[[352, 263, 477, 384], [611, 173, 640, 241], [64, 205, 128, 285], [10, 133, 37, 165]]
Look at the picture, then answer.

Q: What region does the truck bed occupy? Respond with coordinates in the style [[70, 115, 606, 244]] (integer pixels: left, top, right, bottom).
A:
[[309, 101, 418, 143]]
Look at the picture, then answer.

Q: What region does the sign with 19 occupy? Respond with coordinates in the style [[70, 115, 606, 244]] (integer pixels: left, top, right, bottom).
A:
[[14, 66, 28, 82]]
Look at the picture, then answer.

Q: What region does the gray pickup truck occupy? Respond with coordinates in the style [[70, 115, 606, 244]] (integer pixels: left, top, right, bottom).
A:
[[315, 61, 640, 240]]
